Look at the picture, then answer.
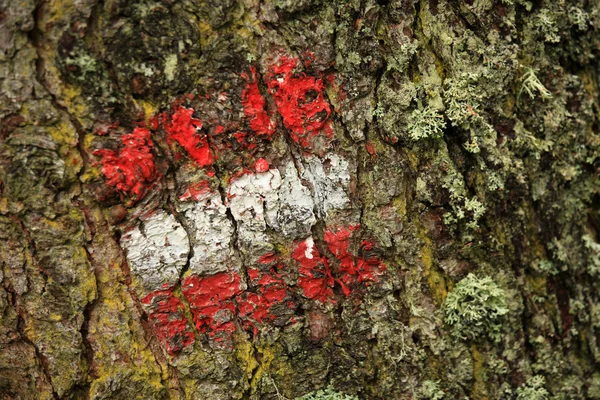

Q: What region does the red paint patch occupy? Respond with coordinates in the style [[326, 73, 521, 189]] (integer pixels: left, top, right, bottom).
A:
[[237, 264, 289, 336], [365, 141, 376, 157], [141, 288, 195, 355], [165, 106, 213, 167], [324, 226, 386, 295], [94, 127, 157, 199], [227, 131, 259, 153], [324, 225, 359, 259], [242, 68, 277, 139], [292, 239, 336, 304], [266, 56, 334, 151], [257, 252, 278, 265], [150, 115, 161, 131], [181, 273, 242, 339], [254, 158, 269, 173], [292, 227, 386, 303], [302, 51, 316, 68], [170, 93, 197, 109]]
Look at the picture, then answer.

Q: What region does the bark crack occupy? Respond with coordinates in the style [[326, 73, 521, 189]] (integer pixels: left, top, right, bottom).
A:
[[113, 235, 172, 381], [16, 311, 60, 400]]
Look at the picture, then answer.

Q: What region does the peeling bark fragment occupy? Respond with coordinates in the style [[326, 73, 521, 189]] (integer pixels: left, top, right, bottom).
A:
[[298, 152, 351, 218], [179, 187, 239, 276], [307, 310, 333, 342], [120, 210, 190, 295]]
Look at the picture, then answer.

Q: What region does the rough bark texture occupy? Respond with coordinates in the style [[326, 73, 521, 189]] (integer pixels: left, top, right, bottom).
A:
[[1, 0, 599, 399]]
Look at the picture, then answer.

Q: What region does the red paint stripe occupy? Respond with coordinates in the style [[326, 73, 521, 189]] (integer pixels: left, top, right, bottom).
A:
[[94, 127, 158, 199], [165, 106, 213, 167], [266, 56, 334, 151]]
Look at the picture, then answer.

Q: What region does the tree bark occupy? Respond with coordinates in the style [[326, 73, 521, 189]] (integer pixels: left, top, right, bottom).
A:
[[1, 0, 599, 399]]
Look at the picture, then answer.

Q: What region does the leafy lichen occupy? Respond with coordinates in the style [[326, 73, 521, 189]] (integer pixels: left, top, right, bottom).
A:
[[417, 380, 445, 400], [443, 274, 509, 342], [407, 105, 446, 141], [296, 386, 359, 400], [516, 376, 549, 400], [518, 68, 552, 102]]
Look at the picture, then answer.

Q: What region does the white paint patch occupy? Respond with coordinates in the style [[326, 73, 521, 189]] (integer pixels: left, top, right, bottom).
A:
[[304, 236, 315, 260], [299, 152, 351, 218], [228, 170, 282, 227], [269, 161, 316, 239], [120, 210, 190, 294], [179, 189, 239, 275], [228, 170, 281, 258]]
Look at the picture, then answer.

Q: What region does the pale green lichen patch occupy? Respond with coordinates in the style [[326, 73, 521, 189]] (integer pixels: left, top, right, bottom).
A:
[[296, 386, 359, 400], [164, 54, 178, 81], [417, 380, 445, 400], [516, 376, 550, 400], [407, 104, 446, 141], [443, 274, 509, 342], [518, 68, 553, 102]]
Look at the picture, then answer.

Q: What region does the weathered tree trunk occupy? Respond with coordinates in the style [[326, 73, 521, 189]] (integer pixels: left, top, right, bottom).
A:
[[1, 0, 599, 399]]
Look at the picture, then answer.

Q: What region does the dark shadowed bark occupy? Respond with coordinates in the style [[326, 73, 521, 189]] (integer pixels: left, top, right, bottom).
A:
[[1, 0, 599, 399]]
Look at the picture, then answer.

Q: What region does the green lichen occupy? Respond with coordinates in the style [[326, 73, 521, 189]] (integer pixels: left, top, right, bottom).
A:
[[582, 234, 600, 276], [443, 72, 485, 129], [346, 51, 362, 67], [443, 71, 499, 154], [373, 104, 385, 119], [516, 376, 549, 400], [535, 9, 561, 43], [295, 386, 359, 400], [518, 68, 552, 102], [385, 43, 418, 72], [163, 54, 178, 81], [531, 259, 559, 276], [417, 380, 445, 400], [64, 53, 97, 81], [589, 373, 600, 399], [569, 6, 589, 31], [440, 166, 486, 231], [407, 105, 446, 141], [443, 274, 509, 342]]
